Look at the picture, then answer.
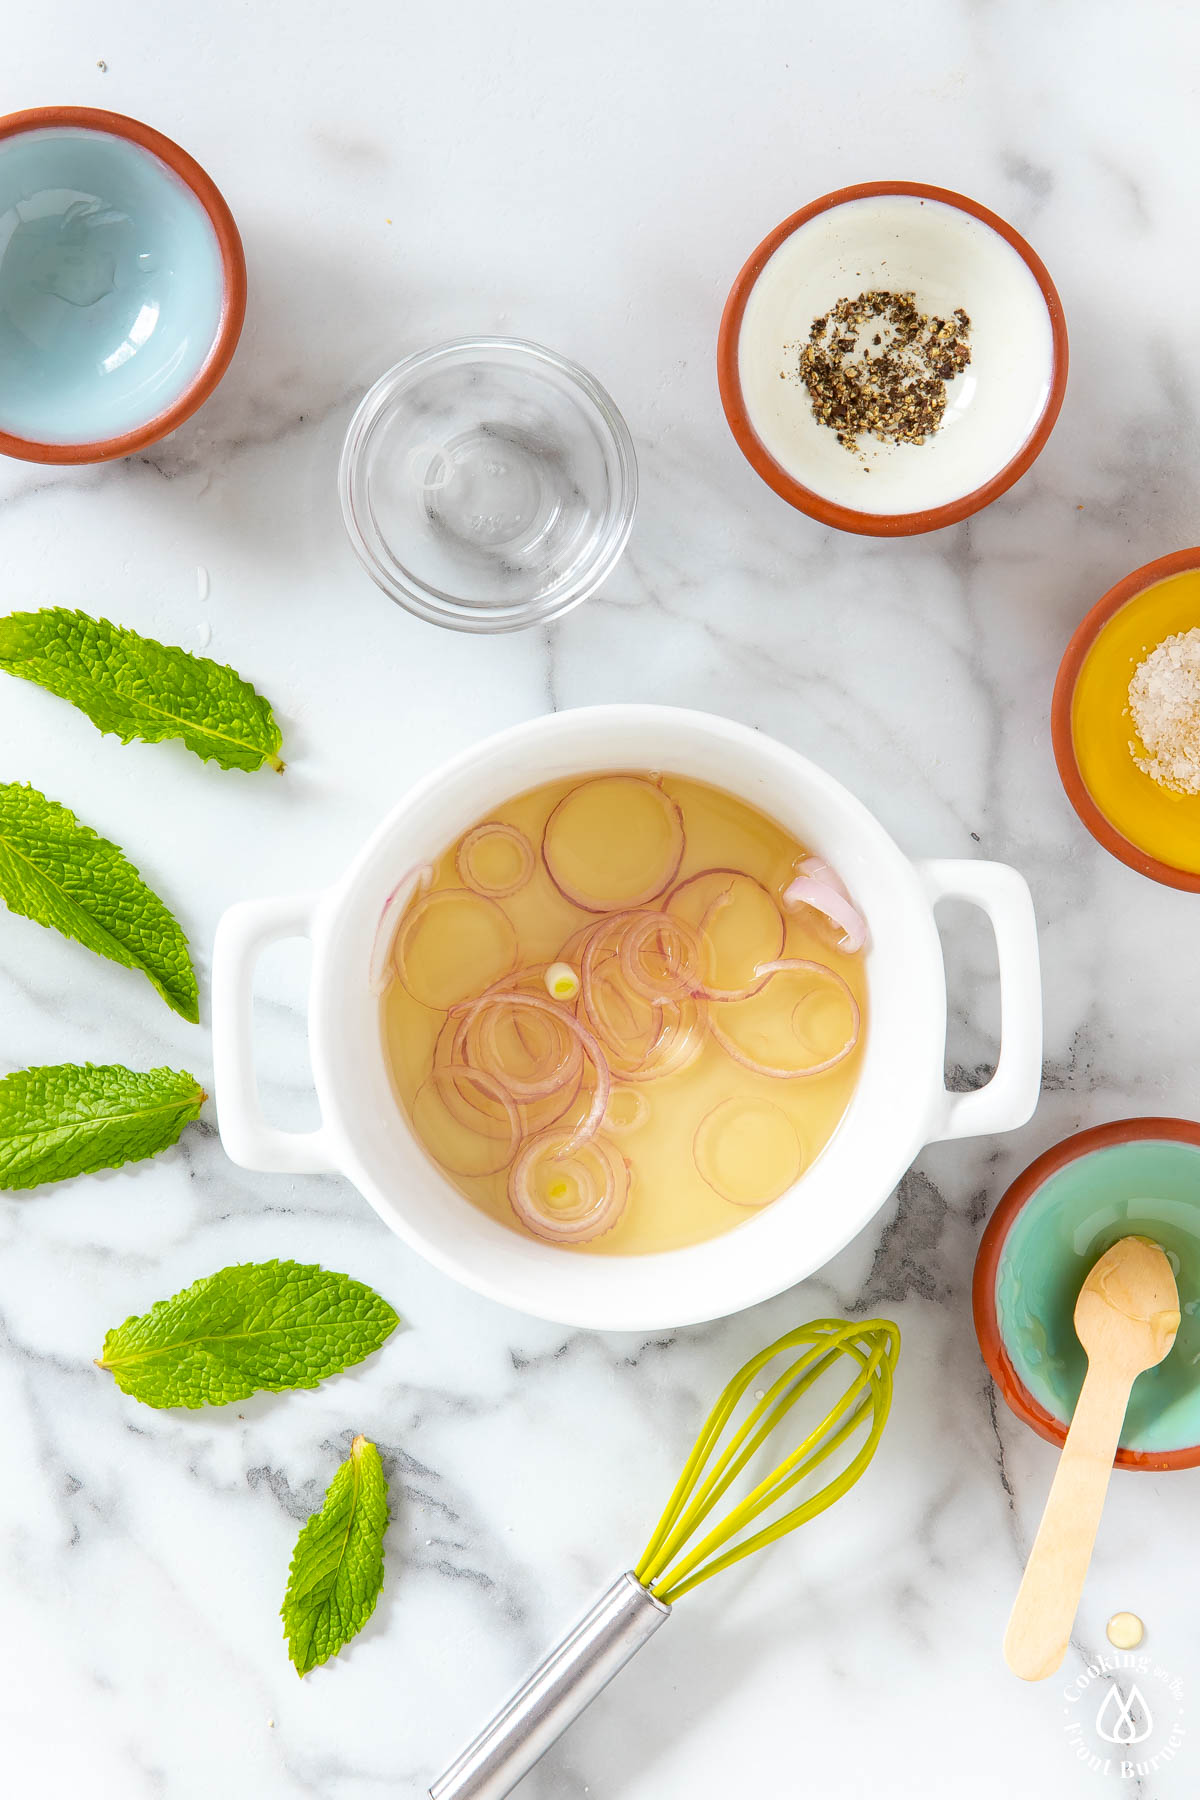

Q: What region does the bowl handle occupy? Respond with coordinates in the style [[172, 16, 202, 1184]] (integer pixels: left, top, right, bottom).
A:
[[916, 859, 1043, 1144], [210, 892, 339, 1174]]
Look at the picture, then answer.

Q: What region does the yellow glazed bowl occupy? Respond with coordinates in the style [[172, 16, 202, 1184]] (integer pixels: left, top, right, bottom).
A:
[[1052, 548, 1200, 890]]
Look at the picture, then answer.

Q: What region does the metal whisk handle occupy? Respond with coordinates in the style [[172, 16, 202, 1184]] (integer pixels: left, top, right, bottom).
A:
[[429, 1573, 670, 1800]]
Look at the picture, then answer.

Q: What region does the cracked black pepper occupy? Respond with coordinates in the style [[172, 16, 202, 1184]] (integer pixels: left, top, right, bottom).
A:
[[790, 290, 972, 453]]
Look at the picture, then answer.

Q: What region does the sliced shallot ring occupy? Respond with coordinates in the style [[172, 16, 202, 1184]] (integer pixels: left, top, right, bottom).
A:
[[508, 1129, 629, 1243], [580, 922, 658, 1047], [586, 972, 653, 1060], [465, 992, 583, 1100], [710, 958, 860, 1077], [783, 857, 868, 954], [421, 1064, 521, 1176], [455, 822, 536, 898], [622, 994, 707, 1082], [558, 922, 599, 965], [578, 921, 706, 1080], [586, 992, 706, 1084], [475, 961, 581, 1015], [370, 862, 434, 995], [693, 1096, 803, 1206], [455, 991, 610, 1155], [606, 1086, 651, 1132], [432, 1022, 515, 1126], [616, 910, 706, 1003], [542, 777, 685, 912], [393, 888, 518, 1009], [666, 868, 785, 1001], [433, 1012, 581, 1134]]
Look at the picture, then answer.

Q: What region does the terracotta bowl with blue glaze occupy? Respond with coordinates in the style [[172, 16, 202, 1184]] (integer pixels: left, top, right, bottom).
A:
[[973, 1118, 1200, 1472], [0, 106, 246, 464]]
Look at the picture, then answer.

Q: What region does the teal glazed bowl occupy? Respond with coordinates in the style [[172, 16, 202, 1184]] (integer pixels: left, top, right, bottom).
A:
[[973, 1118, 1200, 1472], [0, 106, 246, 464]]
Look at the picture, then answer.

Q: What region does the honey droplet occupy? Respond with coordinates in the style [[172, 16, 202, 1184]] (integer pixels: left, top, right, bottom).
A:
[[1107, 1611, 1145, 1650]]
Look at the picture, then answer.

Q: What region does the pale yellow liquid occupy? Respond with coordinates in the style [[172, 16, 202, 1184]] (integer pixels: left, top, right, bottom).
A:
[[380, 773, 868, 1254]]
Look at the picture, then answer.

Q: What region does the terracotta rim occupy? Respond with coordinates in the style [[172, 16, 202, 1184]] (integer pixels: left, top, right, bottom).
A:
[[0, 106, 247, 465], [716, 180, 1069, 538], [1051, 546, 1200, 892], [972, 1116, 1200, 1472]]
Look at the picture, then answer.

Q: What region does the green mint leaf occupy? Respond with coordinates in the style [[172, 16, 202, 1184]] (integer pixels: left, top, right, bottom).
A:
[[0, 781, 198, 1020], [282, 1435, 389, 1675], [0, 1063, 204, 1191], [97, 1260, 401, 1409], [0, 608, 284, 773]]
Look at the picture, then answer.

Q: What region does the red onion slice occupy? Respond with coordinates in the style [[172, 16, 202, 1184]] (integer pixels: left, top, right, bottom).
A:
[[782, 858, 868, 954], [508, 1130, 629, 1243], [455, 822, 535, 898], [710, 958, 860, 1077]]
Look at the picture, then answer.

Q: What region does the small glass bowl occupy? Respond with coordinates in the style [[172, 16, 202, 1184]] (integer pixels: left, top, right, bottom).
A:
[[339, 338, 637, 633]]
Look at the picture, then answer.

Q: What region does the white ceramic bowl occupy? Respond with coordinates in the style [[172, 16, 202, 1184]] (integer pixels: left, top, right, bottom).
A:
[[211, 707, 1043, 1330]]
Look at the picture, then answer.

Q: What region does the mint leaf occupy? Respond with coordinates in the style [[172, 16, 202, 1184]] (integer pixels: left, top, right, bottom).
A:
[[0, 608, 284, 773], [282, 1435, 389, 1675], [0, 782, 198, 1020], [97, 1260, 400, 1408], [0, 1063, 204, 1190]]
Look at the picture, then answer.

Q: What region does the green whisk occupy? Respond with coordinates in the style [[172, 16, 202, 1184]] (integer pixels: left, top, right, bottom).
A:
[[430, 1316, 900, 1800]]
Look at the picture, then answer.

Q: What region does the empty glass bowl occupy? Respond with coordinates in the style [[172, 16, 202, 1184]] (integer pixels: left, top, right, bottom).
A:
[[339, 338, 637, 633]]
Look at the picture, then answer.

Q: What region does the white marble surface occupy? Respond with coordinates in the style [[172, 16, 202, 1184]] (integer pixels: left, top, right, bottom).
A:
[[3, 4, 1200, 1795]]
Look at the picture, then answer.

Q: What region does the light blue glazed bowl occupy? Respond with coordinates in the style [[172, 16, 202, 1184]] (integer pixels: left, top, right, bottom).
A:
[[974, 1119, 1200, 1471], [0, 107, 245, 463]]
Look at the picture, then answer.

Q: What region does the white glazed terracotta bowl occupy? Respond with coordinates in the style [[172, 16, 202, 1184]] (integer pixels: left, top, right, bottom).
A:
[[718, 181, 1068, 537], [211, 706, 1043, 1330]]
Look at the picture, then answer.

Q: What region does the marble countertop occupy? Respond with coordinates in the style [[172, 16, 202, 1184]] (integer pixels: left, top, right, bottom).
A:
[[4, 3, 1200, 1795]]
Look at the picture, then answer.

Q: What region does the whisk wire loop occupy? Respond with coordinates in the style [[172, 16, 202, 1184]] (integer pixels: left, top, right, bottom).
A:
[[635, 1324, 841, 1575], [673, 1335, 880, 1544], [643, 1355, 886, 1599], [637, 1335, 841, 1576], [635, 1318, 899, 1605], [659, 1370, 889, 1599]]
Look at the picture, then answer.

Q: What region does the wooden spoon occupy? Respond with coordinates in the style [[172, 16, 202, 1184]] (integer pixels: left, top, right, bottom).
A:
[[1004, 1235, 1180, 1682]]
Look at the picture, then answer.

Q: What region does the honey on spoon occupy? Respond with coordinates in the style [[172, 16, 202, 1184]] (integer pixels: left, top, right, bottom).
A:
[[1004, 1236, 1180, 1682]]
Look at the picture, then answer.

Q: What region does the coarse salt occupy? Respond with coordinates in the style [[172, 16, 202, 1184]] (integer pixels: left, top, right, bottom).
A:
[[1128, 628, 1200, 796]]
